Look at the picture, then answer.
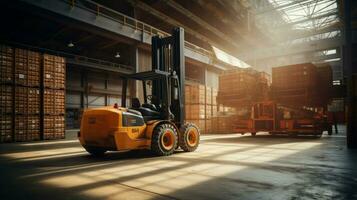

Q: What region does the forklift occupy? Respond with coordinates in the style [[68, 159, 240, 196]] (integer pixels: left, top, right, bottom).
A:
[[78, 28, 200, 156]]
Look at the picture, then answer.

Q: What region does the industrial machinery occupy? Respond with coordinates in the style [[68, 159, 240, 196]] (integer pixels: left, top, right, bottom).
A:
[[78, 28, 200, 156], [233, 101, 332, 137]]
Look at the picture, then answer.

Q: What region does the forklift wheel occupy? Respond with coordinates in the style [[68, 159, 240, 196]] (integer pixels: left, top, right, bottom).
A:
[[151, 123, 178, 156], [84, 147, 107, 157], [179, 123, 200, 152]]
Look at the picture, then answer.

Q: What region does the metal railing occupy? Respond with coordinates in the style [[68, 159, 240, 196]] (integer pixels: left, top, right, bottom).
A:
[[66, 0, 214, 58]]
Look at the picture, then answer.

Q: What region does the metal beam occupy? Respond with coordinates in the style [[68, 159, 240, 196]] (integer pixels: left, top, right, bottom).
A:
[[161, 0, 243, 49], [19, 0, 231, 70], [239, 36, 342, 61], [126, 0, 224, 50], [278, 11, 339, 28], [196, 0, 264, 47], [275, 22, 341, 42]]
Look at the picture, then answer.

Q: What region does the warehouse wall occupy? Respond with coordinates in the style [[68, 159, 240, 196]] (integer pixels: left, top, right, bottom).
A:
[[65, 66, 134, 129]]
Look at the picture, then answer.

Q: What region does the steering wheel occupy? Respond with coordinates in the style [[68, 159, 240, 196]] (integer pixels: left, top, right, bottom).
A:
[[147, 95, 153, 103]]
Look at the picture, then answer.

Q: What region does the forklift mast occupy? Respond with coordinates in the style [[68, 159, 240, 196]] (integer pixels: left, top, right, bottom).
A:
[[151, 27, 185, 126]]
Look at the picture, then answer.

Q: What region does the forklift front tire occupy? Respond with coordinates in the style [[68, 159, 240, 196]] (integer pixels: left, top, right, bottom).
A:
[[151, 123, 178, 156], [179, 123, 200, 152]]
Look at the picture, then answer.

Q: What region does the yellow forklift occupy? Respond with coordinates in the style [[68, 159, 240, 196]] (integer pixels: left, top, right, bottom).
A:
[[78, 28, 200, 156]]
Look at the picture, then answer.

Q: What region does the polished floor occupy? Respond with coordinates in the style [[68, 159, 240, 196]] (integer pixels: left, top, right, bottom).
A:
[[0, 126, 356, 200]]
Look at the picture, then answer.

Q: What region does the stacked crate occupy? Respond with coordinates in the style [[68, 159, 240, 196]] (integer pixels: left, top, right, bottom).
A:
[[0, 44, 66, 143], [185, 84, 206, 133], [217, 69, 270, 107], [0, 45, 13, 142], [184, 84, 219, 134], [43, 54, 65, 140], [272, 63, 318, 107], [14, 49, 41, 142]]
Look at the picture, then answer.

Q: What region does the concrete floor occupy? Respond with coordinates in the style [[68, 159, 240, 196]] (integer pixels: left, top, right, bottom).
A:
[[0, 126, 356, 200]]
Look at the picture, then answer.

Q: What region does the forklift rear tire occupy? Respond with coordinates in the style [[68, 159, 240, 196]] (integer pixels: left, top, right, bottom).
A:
[[179, 123, 200, 152], [151, 123, 178, 156], [85, 147, 107, 157]]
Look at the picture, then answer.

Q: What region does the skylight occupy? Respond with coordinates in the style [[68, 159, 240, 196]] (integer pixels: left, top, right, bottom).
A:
[[212, 46, 250, 68], [267, 0, 339, 30]]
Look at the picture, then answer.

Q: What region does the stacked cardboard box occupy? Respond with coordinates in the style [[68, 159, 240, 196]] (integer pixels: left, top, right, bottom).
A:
[[44, 54, 65, 89], [43, 54, 65, 140], [0, 45, 66, 143], [13, 49, 41, 142], [184, 84, 219, 134], [217, 69, 270, 107], [0, 45, 13, 83], [0, 45, 13, 142], [211, 115, 235, 134], [44, 115, 65, 140], [0, 115, 12, 142], [272, 63, 318, 107], [185, 84, 206, 133]]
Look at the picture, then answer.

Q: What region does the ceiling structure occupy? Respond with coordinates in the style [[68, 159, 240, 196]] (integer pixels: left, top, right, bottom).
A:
[[1, 0, 345, 79], [241, 0, 342, 77], [94, 0, 343, 78]]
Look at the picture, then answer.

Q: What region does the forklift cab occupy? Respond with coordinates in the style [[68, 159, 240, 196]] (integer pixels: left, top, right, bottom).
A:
[[121, 69, 181, 123]]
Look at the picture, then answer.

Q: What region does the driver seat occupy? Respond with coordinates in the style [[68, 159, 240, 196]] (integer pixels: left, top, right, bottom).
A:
[[130, 98, 161, 122]]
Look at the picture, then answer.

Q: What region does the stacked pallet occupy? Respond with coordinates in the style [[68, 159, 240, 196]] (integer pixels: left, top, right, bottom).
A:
[[272, 63, 332, 107], [184, 84, 219, 134], [0, 44, 66, 143], [211, 115, 235, 134], [217, 69, 270, 107], [43, 54, 65, 140], [185, 84, 206, 133], [14, 49, 41, 142], [0, 45, 13, 142]]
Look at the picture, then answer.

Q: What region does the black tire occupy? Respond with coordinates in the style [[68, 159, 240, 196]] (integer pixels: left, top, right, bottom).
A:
[[151, 123, 178, 156], [84, 146, 106, 157], [251, 132, 256, 137], [179, 123, 200, 152]]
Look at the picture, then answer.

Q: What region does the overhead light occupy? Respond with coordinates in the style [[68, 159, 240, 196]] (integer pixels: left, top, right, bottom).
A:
[[115, 52, 120, 58], [67, 41, 74, 48]]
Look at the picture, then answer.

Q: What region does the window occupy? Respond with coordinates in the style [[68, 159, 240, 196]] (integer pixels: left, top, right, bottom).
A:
[[122, 112, 144, 126]]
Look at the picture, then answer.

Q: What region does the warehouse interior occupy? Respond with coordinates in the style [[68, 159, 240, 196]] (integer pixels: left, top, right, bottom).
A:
[[0, 0, 357, 199]]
